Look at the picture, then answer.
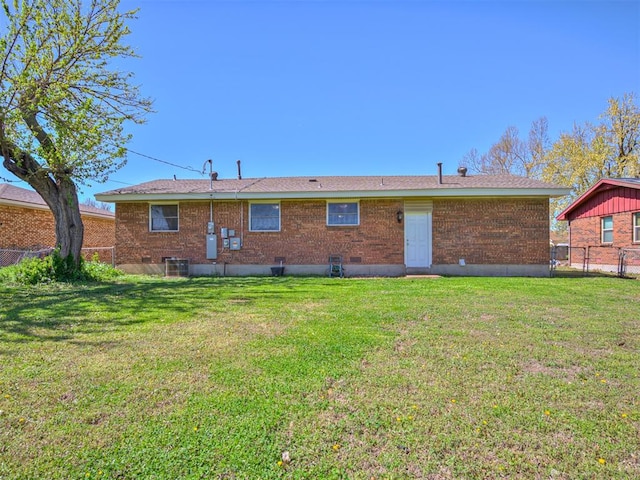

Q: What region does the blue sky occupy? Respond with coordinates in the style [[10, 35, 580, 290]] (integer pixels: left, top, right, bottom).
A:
[[3, 0, 640, 201]]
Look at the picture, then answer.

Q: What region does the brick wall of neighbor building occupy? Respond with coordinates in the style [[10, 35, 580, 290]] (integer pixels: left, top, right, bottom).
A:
[[567, 211, 639, 266], [0, 205, 57, 249], [115, 197, 550, 268], [0, 204, 115, 253], [432, 198, 550, 265]]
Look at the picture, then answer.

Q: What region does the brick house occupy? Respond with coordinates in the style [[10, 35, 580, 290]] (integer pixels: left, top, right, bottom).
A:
[[556, 178, 640, 273], [0, 183, 115, 262], [96, 171, 569, 277]]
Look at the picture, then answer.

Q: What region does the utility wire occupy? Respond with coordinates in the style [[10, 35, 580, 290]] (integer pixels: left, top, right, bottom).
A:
[[2, 149, 201, 185], [0, 176, 22, 183], [100, 179, 135, 186], [126, 148, 204, 174]]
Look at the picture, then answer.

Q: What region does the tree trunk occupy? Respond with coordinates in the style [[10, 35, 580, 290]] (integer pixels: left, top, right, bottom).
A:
[[29, 176, 84, 268], [2, 150, 84, 268], [45, 178, 85, 266]]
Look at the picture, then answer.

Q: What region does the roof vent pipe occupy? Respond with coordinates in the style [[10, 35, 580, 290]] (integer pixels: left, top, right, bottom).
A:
[[437, 162, 443, 185], [457, 166, 468, 177], [237, 160, 242, 180]]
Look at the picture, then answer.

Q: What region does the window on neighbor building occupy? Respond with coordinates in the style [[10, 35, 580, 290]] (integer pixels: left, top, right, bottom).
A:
[[327, 201, 359, 226], [634, 213, 640, 243], [601, 216, 613, 244], [150, 204, 179, 232], [250, 203, 280, 231]]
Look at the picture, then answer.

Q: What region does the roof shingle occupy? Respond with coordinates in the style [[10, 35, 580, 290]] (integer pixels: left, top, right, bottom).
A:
[[0, 183, 114, 218], [96, 174, 569, 199]]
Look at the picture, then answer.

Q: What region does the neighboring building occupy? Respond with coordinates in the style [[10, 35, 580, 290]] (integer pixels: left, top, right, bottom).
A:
[[96, 171, 569, 277], [556, 178, 640, 273], [0, 183, 115, 261]]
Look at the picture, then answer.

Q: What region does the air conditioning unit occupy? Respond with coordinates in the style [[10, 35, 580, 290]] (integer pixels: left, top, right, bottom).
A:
[[165, 258, 189, 277]]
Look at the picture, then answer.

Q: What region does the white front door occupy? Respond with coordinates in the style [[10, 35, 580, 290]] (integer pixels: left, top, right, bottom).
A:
[[404, 204, 432, 268]]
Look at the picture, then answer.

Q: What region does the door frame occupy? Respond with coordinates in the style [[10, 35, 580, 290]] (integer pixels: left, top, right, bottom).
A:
[[403, 200, 433, 268]]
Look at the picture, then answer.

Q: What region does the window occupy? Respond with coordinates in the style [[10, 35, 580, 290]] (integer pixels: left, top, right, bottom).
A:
[[327, 201, 359, 226], [601, 216, 613, 243], [250, 203, 280, 231], [634, 213, 640, 243], [150, 204, 178, 231]]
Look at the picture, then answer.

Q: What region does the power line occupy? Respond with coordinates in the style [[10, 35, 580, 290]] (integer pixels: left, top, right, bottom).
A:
[[126, 148, 204, 174], [100, 179, 135, 186], [2, 148, 201, 186], [0, 176, 20, 183]]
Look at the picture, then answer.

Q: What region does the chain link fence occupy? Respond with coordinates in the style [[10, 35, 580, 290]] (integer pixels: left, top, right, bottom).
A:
[[619, 248, 640, 278], [0, 248, 52, 267], [0, 247, 114, 267], [80, 247, 115, 266], [551, 245, 640, 278], [550, 245, 587, 276]]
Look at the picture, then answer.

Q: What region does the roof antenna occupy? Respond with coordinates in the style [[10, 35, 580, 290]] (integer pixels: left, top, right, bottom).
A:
[[202, 159, 213, 190]]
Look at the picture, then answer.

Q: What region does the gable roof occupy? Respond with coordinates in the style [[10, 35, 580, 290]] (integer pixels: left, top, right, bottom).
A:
[[556, 178, 640, 221], [0, 183, 115, 219], [95, 174, 570, 202]]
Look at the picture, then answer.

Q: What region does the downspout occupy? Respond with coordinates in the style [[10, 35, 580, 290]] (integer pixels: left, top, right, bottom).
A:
[[567, 220, 571, 266], [240, 199, 244, 245]]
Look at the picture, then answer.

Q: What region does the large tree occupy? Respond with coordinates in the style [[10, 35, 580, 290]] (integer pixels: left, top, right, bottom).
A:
[[542, 93, 640, 214], [0, 0, 151, 268], [460, 117, 549, 178]]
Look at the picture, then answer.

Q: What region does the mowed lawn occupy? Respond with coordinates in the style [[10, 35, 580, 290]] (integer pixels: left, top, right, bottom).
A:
[[0, 276, 638, 479]]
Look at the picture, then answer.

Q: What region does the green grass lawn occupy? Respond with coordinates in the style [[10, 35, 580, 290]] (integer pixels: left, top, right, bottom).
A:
[[0, 275, 638, 479]]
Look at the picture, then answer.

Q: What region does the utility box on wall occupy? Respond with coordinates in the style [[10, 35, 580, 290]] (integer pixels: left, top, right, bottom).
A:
[[229, 237, 241, 250], [206, 234, 217, 259]]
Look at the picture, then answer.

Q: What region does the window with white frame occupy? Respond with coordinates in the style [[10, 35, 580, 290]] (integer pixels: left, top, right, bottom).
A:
[[150, 204, 179, 232], [250, 203, 280, 231], [327, 201, 359, 226], [634, 213, 640, 243], [601, 216, 613, 243]]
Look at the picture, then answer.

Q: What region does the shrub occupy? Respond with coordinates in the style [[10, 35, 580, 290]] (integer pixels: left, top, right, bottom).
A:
[[82, 259, 124, 281], [0, 250, 123, 285], [13, 254, 57, 285]]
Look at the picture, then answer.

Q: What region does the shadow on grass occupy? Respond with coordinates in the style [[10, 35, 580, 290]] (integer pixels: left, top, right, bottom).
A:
[[551, 267, 628, 279], [0, 276, 349, 343]]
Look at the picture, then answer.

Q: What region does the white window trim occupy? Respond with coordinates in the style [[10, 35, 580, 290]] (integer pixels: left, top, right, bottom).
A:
[[149, 203, 179, 232], [633, 212, 640, 243], [601, 215, 613, 244], [249, 201, 281, 232], [326, 200, 360, 227]]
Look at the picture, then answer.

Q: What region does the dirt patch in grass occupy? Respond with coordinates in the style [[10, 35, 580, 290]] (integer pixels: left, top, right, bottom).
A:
[[520, 359, 587, 382]]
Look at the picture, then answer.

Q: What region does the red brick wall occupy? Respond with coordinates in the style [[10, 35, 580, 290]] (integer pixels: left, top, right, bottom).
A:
[[115, 197, 550, 266], [115, 199, 405, 265], [0, 205, 56, 249], [432, 198, 549, 265], [0, 204, 115, 251], [568, 211, 639, 265]]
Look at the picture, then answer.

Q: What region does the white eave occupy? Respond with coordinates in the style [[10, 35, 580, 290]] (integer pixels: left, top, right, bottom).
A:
[[95, 187, 571, 203]]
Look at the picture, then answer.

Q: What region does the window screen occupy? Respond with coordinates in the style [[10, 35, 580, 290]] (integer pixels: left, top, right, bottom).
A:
[[250, 203, 280, 231], [601, 216, 613, 243], [150, 205, 178, 231], [327, 202, 359, 226]]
